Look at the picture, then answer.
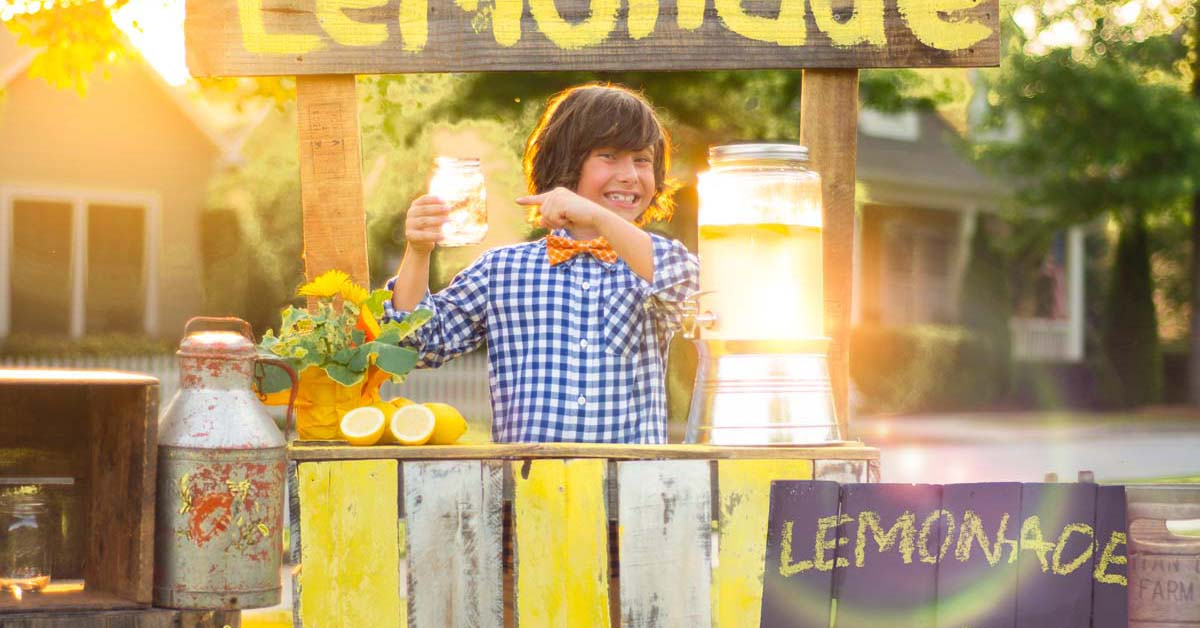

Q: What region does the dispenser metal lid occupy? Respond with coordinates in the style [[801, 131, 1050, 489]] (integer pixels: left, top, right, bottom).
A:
[[709, 143, 810, 163]]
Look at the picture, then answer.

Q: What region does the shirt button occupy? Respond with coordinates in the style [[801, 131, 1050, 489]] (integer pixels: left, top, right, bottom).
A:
[[580, 339, 589, 348], [577, 396, 587, 406], [581, 282, 590, 290]]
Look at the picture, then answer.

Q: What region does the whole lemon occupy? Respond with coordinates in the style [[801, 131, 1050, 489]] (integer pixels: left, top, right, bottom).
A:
[[423, 402, 468, 445]]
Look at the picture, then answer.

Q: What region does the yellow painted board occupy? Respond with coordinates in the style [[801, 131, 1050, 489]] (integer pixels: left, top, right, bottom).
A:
[[298, 460, 402, 628], [513, 459, 610, 627], [716, 459, 813, 628]]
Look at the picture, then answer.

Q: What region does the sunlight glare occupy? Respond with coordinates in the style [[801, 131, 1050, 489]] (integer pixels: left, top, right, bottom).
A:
[[1115, 0, 1143, 25], [113, 0, 190, 86]]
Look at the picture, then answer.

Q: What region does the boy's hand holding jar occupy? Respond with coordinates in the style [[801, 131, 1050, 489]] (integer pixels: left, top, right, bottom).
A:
[[404, 194, 450, 254]]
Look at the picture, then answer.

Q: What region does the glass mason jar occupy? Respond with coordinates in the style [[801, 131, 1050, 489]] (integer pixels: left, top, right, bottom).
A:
[[0, 493, 52, 592], [695, 143, 824, 341], [428, 156, 488, 247]]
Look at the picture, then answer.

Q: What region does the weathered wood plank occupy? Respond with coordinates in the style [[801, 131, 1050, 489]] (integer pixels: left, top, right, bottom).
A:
[[1013, 483, 1096, 628], [296, 75, 369, 287], [185, 0, 999, 77], [512, 459, 609, 627], [298, 460, 401, 628], [1090, 485, 1127, 628], [760, 480, 840, 628], [289, 442, 880, 462], [935, 482, 1021, 628], [715, 459, 813, 627], [800, 68, 858, 440], [834, 483, 941, 628], [0, 609, 240, 628], [616, 460, 711, 627], [403, 460, 504, 628]]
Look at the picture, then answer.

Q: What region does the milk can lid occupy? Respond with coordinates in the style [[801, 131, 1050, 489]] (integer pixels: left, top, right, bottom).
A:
[[178, 330, 257, 358]]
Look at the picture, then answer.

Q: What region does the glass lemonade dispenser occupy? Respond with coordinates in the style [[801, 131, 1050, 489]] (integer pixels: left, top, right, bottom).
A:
[[684, 143, 841, 444]]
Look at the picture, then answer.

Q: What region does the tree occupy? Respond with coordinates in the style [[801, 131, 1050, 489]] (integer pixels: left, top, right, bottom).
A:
[[1103, 210, 1163, 406], [973, 1, 1200, 406]]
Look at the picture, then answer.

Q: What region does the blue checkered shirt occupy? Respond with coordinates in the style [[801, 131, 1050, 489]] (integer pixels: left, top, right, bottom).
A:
[[383, 230, 699, 443]]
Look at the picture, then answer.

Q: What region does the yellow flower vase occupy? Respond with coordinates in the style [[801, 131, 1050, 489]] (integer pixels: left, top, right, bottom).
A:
[[260, 364, 393, 440]]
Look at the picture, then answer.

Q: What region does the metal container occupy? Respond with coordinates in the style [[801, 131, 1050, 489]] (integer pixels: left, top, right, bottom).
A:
[[685, 143, 840, 445], [1127, 485, 1200, 627], [154, 317, 296, 610], [685, 339, 837, 445]]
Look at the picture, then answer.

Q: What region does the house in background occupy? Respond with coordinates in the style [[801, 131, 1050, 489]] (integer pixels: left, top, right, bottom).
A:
[[0, 28, 237, 342], [853, 107, 1087, 363]]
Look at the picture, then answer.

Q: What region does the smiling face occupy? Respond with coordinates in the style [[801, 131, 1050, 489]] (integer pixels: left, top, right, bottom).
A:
[[575, 146, 657, 223]]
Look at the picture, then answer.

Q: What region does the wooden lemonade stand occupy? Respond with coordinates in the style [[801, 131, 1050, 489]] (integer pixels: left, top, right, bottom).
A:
[[182, 0, 996, 624]]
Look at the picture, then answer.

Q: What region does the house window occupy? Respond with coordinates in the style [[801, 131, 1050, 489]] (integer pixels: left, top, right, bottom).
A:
[[10, 200, 73, 335], [1, 187, 158, 338], [881, 222, 955, 325], [86, 204, 146, 334]]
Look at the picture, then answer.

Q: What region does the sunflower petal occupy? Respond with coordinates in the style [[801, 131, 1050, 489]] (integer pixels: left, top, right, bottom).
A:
[[298, 270, 350, 298]]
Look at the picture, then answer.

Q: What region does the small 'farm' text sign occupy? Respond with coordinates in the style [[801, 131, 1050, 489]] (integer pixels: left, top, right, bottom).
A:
[[761, 482, 1128, 628], [185, 0, 998, 76]]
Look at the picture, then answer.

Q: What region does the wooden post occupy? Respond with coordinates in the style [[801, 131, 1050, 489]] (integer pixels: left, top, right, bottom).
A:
[[296, 75, 370, 287], [800, 69, 858, 440]]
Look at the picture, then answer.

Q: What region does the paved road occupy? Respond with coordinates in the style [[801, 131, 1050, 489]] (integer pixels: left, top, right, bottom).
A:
[[850, 413, 1200, 484]]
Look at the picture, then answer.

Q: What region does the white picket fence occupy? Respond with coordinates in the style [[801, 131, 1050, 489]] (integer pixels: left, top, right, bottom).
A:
[[0, 351, 493, 423]]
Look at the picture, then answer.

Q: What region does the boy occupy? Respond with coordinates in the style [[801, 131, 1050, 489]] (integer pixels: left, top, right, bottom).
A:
[[386, 83, 699, 443]]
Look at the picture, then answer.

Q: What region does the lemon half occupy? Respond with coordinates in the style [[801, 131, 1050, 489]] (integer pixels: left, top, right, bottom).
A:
[[388, 404, 436, 445], [338, 406, 387, 446]]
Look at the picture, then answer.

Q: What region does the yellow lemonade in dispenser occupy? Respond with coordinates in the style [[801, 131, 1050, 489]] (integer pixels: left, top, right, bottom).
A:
[[699, 222, 822, 340], [696, 143, 824, 341]]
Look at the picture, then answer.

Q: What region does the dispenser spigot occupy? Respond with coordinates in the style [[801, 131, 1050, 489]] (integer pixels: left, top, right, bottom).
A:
[[680, 291, 718, 339]]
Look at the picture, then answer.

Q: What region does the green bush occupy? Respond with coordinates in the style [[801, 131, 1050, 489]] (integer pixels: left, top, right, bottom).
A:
[[850, 324, 1002, 414], [958, 217, 1012, 405], [0, 333, 175, 357]]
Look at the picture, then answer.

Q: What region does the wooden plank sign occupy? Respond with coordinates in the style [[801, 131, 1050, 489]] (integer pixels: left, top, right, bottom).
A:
[[761, 481, 1130, 628], [184, 0, 999, 77]]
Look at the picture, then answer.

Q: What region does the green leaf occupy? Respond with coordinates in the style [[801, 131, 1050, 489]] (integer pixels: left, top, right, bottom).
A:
[[281, 305, 306, 330], [347, 346, 370, 373], [332, 347, 356, 365], [376, 309, 432, 345], [369, 342, 419, 377], [323, 363, 364, 387], [351, 329, 366, 346], [364, 289, 391, 319]]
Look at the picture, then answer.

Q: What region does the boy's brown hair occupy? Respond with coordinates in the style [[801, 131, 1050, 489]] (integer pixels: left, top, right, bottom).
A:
[[523, 83, 677, 225]]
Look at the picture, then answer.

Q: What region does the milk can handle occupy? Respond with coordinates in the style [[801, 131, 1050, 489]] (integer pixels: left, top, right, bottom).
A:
[[184, 316, 254, 341], [255, 358, 300, 438]]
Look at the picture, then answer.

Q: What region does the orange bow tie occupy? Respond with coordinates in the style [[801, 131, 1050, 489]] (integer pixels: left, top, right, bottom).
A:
[[546, 234, 618, 266]]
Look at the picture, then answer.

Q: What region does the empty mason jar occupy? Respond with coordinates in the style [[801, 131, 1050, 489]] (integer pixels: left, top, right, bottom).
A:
[[0, 493, 51, 592], [428, 156, 487, 246]]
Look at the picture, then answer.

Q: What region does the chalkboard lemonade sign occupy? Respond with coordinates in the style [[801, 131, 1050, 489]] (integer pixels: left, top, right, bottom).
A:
[[761, 482, 1129, 628]]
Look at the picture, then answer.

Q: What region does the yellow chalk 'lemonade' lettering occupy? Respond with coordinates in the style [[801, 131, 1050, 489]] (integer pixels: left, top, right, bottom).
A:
[[856, 511, 916, 566], [955, 510, 1017, 567], [714, 0, 806, 45], [779, 521, 815, 576], [814, 514, 852, 571], [809, 0, 885, 46], [528, 0, 620, 49], [896, 0, 991, 50], [918, 509, 954, 564], [237, 0, 995, 54], [317, 0, 389, 46], [1051, 523, 1094, 575], [1094, 532, 1128, 586], [1019, 515, 1057, 573], [238, 0, 323, 54]]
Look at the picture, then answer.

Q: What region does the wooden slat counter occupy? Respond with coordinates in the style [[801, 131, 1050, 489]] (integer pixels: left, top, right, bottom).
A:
[[288, 442, 879, 627]]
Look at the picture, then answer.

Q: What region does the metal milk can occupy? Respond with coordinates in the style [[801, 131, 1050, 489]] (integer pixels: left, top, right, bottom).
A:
[[154, 317, 296, 610]]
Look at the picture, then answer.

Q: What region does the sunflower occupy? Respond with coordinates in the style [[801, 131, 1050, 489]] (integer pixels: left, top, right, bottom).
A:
[[338, 281, 370, 306], [298, 270, 350, 298]]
